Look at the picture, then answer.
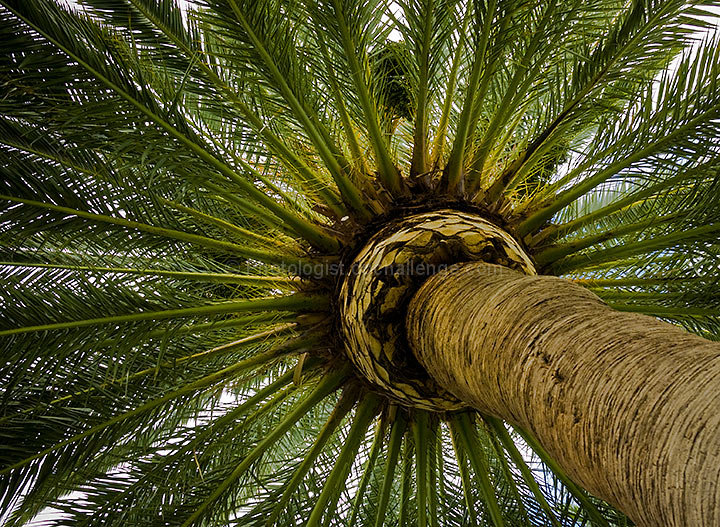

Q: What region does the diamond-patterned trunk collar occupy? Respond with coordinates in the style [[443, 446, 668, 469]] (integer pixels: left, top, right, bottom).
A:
[[340, 210, 536, 411]]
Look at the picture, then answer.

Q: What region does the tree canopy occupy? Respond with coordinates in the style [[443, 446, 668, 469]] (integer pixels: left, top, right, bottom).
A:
[[1, 0, 719, 525]]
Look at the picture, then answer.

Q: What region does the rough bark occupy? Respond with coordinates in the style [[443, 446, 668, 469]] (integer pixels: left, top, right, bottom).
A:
[[406, 262, 720, 527]]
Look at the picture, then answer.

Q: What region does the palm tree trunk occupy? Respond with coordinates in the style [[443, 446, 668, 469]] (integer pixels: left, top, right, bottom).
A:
[[406, 262, 720, 527]]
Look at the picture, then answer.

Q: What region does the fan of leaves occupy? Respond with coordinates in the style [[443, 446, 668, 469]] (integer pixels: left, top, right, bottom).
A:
[[1, 0, 719, 525]]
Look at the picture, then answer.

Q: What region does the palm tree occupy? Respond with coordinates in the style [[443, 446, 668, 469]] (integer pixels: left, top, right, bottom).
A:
[[1, 0, 719, 525]]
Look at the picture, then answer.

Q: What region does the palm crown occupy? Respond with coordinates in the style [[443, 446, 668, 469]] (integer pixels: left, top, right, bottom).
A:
[[1, 0, 719, 525]]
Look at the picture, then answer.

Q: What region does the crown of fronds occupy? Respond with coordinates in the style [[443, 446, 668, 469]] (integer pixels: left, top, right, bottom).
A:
[[1, 0, 719, 525]]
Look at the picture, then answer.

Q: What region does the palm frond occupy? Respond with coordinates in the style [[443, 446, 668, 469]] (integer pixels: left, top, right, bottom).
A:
[[2, 0, 718, 525]]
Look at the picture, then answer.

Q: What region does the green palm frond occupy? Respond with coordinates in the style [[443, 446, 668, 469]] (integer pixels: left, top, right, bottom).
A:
[[1, 0, 719, 525]]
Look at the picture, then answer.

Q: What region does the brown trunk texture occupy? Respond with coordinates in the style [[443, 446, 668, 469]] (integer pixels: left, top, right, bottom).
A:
[[406, 262, 720, 527]]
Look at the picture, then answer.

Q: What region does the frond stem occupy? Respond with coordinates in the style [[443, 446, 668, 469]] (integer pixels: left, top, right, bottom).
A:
[[180, 364, 352, 527], [0, 342, 305, 476], [534, 212, 682, 266], [518, 104, 720, 237], [431, 7, 471, 167], [441, 0, 497, 193], [0, 261, 299, 287], [374, 409, 406, 527], [327, 0, 403, 196], [124, 0, 348, 220], [0, 294, 328, 337], [225, 0, 372, 220], [267, 389, 358, 526], [348, 414, 386, 525], [450, 413, 505, 527], [550, 223, 720, 274], [8, 325, 300, 420], [0, 194, 297, 266], [485, 416, 561, 527], [306, 391, 381, 527], [413, 411, 430, 527]]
